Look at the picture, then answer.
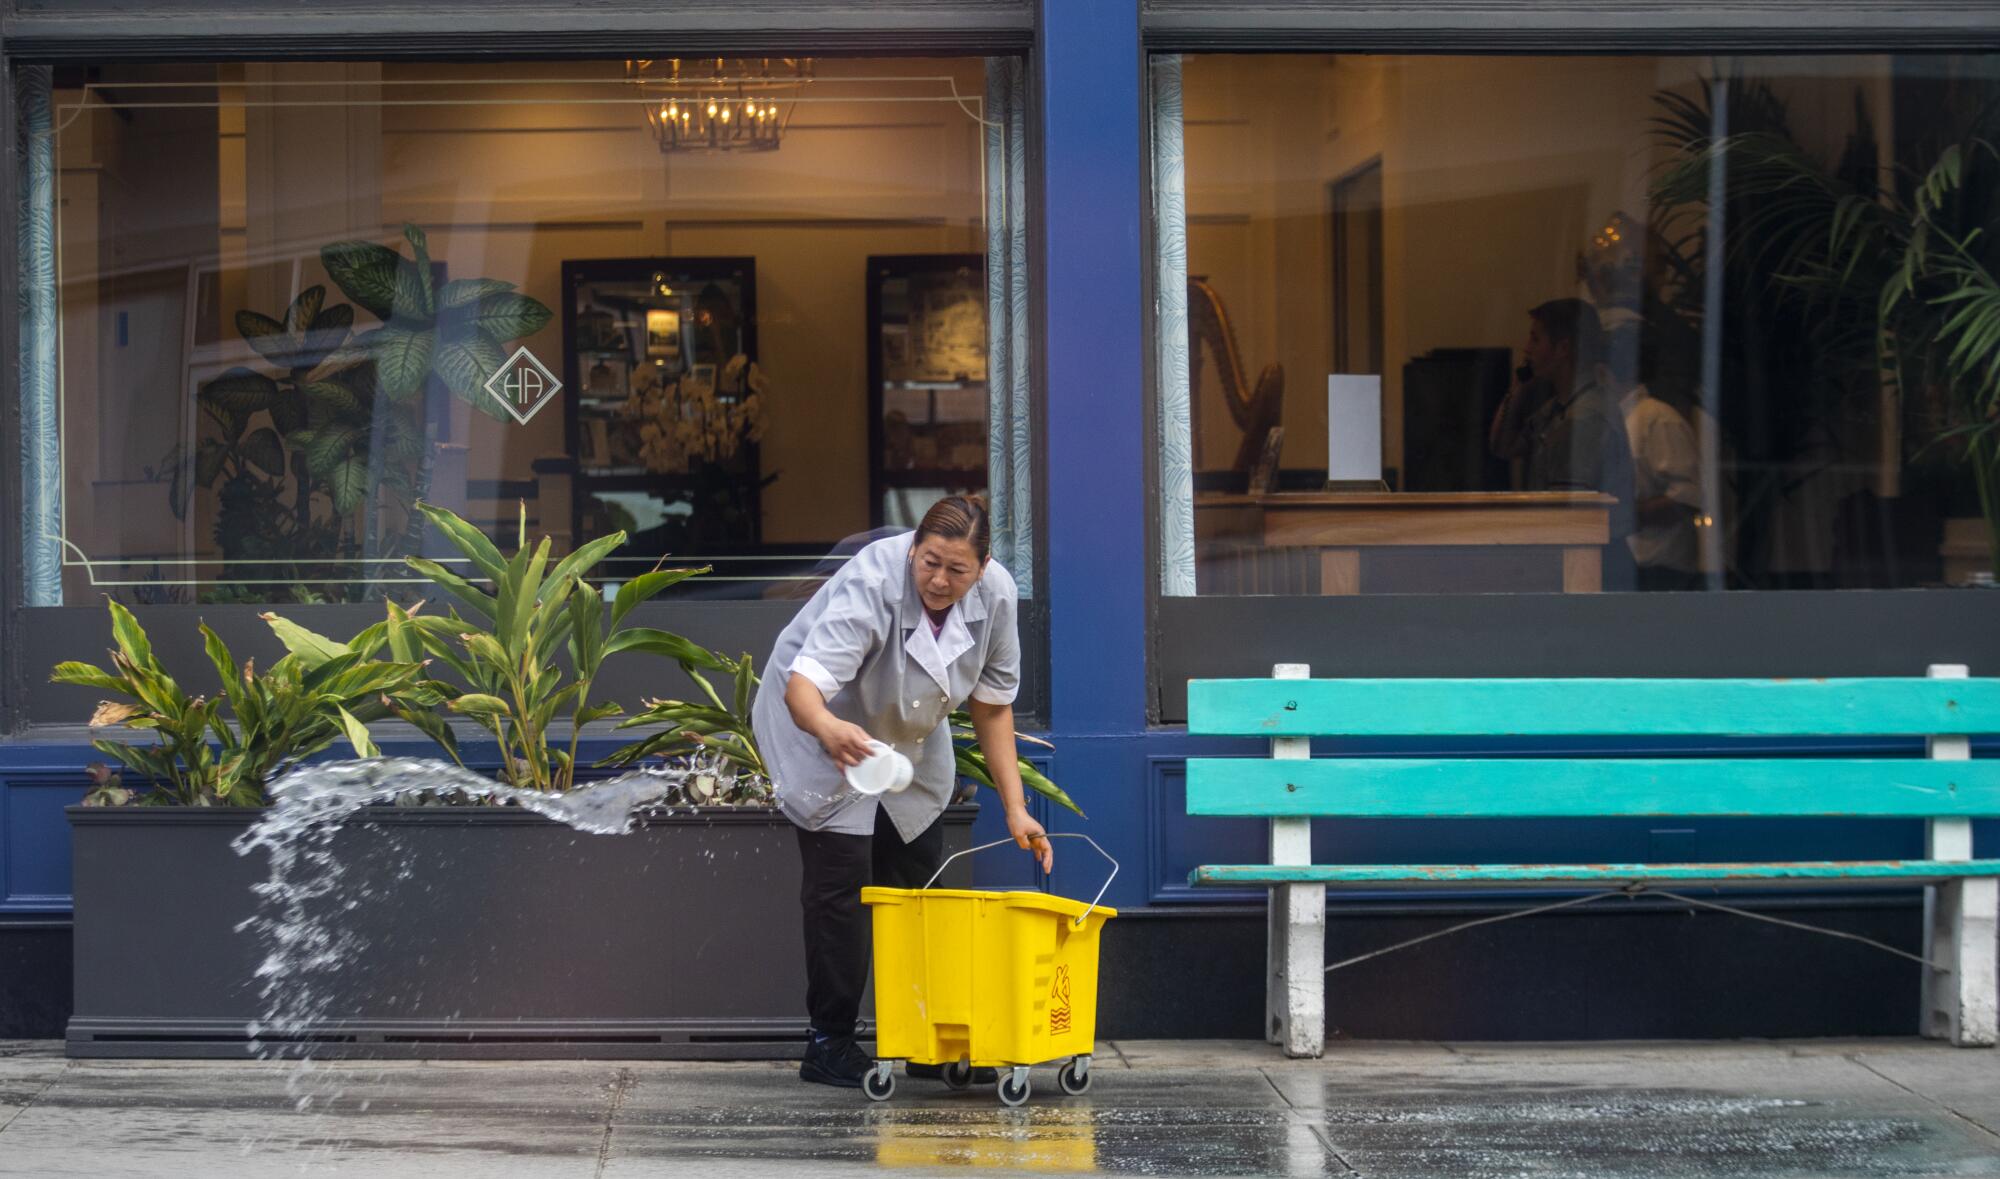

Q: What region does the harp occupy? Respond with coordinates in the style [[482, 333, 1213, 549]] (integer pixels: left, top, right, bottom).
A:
[[1187, 277, 1285, 479]]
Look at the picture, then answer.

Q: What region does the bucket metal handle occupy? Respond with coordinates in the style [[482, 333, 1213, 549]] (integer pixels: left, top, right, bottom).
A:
[[919, 833, 1119, 927]]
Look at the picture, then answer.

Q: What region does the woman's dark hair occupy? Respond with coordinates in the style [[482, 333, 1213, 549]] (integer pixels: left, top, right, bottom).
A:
[[914, 495, 991, 563]]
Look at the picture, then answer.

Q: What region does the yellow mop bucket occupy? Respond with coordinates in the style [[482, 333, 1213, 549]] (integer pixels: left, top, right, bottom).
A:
[[860, 833, 1117, 1106]]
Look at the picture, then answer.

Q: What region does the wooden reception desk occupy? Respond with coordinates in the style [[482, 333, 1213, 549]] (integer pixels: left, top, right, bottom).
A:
[[1194, 490, 1617, 594]]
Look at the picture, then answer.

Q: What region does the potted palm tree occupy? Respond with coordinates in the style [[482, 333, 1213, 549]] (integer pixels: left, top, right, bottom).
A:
[[1652, 76, 2000, 583]]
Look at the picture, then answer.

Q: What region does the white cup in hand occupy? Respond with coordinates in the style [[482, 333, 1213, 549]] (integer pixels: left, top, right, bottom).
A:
[[843, 741, 914, 796]]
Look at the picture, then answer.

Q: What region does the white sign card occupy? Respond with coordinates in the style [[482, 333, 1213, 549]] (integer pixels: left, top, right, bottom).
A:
[[1326, 374, 1382, 483]]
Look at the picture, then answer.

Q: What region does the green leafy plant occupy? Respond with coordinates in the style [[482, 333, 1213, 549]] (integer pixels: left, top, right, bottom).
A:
[[80, 762, 131, 808], [165, 223, 555, 603], [50, 599, 439, 807], [224, 284, 389, 521], [320, 223, 553, 420], [604, 645, 1085, 817], [1756, 135, 2000, 573], [167, 285, 358, 590], [950, 709, 1084, 818], [1647, 75, 1889, 587], [398, 501, 710, 792], [1651, 74, 2000, 577], [604, 645, 767, 788]]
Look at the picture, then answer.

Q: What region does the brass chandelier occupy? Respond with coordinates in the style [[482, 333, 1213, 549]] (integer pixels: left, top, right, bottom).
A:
[[627, 57, 813, 154]]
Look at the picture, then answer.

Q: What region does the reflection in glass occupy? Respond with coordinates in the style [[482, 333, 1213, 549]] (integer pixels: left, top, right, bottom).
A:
[[870, 254, 990, 529], [563, 257, 763, 569], [1158, 53, 2000, 596], [22, 58, 1023, 605]]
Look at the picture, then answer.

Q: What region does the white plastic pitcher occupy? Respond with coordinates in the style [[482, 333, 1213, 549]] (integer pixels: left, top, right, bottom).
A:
[[844, 741, 914, 796]]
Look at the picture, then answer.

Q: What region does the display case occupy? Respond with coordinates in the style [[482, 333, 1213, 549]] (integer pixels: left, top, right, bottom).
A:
[[560, 257, 759, 554], [866, 255, 989, 528]]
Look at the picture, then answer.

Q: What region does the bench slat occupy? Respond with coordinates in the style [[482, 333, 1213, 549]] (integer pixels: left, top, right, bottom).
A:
[[1189, 860, 2000, 886], [1185, 757, 2000, 817], [1187, 677, 2000, 738]]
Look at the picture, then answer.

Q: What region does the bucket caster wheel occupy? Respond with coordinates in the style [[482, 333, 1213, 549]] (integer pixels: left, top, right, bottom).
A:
[[1057, 1055, 1092, 1096], [942, 1059, 973, 1090], [997, 1066, 1031, 1107], [863, 1062, 896, 1102]]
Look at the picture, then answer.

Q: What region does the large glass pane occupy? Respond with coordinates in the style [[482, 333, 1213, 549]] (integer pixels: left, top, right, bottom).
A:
[[22, 56, 1027, 605], [1154, 53, 2000, 596]]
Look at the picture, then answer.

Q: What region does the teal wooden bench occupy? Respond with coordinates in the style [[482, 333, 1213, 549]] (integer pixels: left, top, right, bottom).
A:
[[1186, 664, 2000, 1057]]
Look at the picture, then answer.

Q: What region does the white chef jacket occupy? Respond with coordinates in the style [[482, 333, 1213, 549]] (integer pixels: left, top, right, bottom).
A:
[[750, 531, 1020, 840], [1621, 385, 1704, 573]]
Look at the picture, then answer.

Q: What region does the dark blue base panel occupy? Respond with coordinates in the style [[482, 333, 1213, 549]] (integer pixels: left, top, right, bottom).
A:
[[1096, 899, 1925, 1041], [0, 921, 71, 1039], [6, 900, 1926, 1042]]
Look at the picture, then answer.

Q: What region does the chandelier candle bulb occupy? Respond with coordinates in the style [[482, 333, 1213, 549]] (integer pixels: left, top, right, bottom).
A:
[[629, 56, 806, 153]]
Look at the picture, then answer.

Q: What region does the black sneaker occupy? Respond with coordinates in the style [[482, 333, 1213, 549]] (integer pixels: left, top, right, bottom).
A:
[[799, 1034, 872, 1089]]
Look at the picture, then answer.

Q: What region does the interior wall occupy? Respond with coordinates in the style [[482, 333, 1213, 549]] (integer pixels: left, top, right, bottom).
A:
[[374, 57, 988, 546], [1181, 54, 1334, 476], [659, 222, 981, 542], [57, 72, 224, 596], [55, 84, 103, 598], [1181, 54, 1708, 481]]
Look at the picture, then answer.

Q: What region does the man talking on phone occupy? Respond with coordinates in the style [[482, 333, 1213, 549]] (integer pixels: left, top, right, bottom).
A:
[[1488, 297, 1637, 589]]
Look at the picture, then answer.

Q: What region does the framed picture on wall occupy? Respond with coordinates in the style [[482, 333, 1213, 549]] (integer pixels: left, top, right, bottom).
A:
[[645, 307, 681, 360], [559, 257, 759, 552], [866, 254, 990, 528], [685, 362, 717, 400], [911, 279, 986, 383]]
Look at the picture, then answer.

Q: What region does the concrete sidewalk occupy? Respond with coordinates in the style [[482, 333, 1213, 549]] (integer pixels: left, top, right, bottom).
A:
[[2, 1038, 1997, 1177]]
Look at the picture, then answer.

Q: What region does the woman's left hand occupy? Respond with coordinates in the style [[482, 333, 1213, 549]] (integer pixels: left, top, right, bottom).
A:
[[1006, 806, 1053, 873]]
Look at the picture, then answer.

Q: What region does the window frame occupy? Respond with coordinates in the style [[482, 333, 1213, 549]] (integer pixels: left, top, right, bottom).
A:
[[0, 1, 1047, 734], [1140, 3, 2000, 724], [1140, 1, 1997, 54]]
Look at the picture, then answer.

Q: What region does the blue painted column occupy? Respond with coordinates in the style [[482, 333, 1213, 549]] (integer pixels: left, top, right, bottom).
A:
[[1037, 0, 1152, 909], [1039, 0, 1146, 736]]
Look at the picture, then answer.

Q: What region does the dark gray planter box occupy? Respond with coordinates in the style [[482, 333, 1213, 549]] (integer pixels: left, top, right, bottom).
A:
[[67, 803, 976, 1059]]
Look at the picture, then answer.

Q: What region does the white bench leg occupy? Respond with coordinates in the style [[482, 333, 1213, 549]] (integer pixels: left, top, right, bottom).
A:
[[1267, 881, 1326, 1056], [1265, 886, 1286, 1047], [1921, 664, 1994, 1047], [1925, 875, 1997, 1047], [1264, 661, 1323, 1057]]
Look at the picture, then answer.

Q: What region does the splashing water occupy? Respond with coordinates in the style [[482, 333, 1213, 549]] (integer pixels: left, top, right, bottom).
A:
[[229, 754, 762, 1138]]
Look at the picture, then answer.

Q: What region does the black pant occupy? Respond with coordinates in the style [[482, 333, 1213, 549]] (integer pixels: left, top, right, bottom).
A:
[[794, 806, 945, 1039]]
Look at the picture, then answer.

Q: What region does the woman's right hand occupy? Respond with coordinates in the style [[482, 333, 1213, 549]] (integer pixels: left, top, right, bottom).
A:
[[813, 717, 877, 768]]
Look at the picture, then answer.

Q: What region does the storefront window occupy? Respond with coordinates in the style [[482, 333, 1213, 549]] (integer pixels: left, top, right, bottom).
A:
[[17, 55, 1031, 605], [1153, 53, 2000, 596]]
